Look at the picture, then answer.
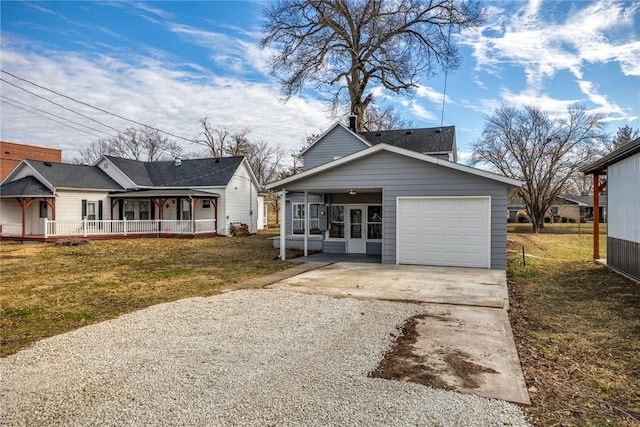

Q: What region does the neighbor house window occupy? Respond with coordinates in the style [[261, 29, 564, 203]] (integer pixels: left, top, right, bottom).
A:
[[292, 203, 322, 235], [203, 199, 211, 209], [329, 205, 344, 238], [367, 205, 382, 240], [124, 200, 135, 220], [39, 201, 48, 219], [139, 200, 150, 220], [86, 201, 97, 220]]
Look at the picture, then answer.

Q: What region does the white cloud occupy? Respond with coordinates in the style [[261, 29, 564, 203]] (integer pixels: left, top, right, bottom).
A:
[[408, 102, 438, 122], [415, 85, 453, 105], [459, 0, 640, 90], [0, 36, 332, 160]]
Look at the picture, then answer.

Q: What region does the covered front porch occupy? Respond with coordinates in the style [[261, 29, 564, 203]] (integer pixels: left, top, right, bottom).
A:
[[274, 187, 383, 262], [0, 189, 220, 241]]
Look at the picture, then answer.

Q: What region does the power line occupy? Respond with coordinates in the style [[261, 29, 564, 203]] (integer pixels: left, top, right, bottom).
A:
[[1, 99, 110, 140], [1, 95, 117, 138], [1, 78, 125, 134], [1, 69, 196, 143]]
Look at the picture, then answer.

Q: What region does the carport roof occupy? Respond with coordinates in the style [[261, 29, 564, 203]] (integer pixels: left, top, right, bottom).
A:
[[267, 143, 523, 190]]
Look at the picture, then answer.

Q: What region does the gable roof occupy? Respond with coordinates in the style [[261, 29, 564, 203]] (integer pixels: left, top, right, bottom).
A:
[[103, 156, 247, 187], [582, 137, 640, 174], [360, 126, 456, 155], [22, 160, 123, 190], [0, 176, 53, 198], [299, 122, 371, 156], [267, 143, 522, 190]]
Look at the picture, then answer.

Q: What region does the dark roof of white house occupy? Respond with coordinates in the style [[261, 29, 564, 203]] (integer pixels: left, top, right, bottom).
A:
[[582, 137, 640, 174], [26, 160, 123, 190], [360, 126, 455, 154], [105, 156, 245, 187], [0, 176, 53, 197]]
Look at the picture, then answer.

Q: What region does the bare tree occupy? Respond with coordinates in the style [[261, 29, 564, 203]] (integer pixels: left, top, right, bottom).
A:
[[71, 139, 118, 165], [247, 140, 287, 186], [471, 105, 606, 232], [225, 129, 253, 157], [361, 104, 412, 131], [261, 0, 483, 131], [70, 126, 183, 164], [196, 117, 230, 157]]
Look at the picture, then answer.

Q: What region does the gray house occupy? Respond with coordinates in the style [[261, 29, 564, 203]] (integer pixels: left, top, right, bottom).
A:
[[267, 121, 522, 269], [582, 137, 640, 282]]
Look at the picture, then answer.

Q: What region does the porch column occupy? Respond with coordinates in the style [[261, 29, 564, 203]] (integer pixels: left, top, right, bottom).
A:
[[280, 189, 286, 261], [304, 191, 309, 257], [593, 173, 600, 259]]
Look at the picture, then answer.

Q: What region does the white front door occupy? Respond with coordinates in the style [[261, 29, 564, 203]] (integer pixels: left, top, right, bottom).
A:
[[347, 206, 365, 254]]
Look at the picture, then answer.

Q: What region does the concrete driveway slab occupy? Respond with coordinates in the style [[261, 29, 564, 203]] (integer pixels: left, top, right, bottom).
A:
[[269, 262, 510, 309], [269, 262, 529, 405]]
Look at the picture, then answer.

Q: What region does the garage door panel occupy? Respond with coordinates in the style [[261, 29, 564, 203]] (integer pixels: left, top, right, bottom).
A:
[[398, 197, 490, 268]]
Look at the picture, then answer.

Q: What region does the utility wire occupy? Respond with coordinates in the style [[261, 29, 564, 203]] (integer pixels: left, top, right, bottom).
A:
[[1, 78, 124, 134], [1, 69, 196, 143], [1, 99, 109, 140], [1, 95, 117, 138]]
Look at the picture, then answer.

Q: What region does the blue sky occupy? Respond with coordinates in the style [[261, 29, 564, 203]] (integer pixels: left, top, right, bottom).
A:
[[1, 1, 639, 164]]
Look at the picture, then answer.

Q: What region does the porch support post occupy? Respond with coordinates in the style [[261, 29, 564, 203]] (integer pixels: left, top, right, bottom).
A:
[[190, 197, 195, 235], [593, 173, 600, 259], [280, 189, 286, 261], [213, 198, 218, 234], [304, 190, 308, 257]]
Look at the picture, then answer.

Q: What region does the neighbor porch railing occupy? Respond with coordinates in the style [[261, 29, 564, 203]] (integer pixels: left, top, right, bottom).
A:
[[0, 218, 216, 238]]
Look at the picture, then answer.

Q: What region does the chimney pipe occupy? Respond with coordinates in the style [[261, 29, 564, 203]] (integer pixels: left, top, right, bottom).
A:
[[174, 157, 182, 166], [348, 114, 357, 132]]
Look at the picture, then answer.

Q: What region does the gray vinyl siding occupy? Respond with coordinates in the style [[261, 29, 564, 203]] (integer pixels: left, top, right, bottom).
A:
[[366, 241, 382, 255], [282, 151, 511, 269], [303, 126, 368, 170], [325, 193, 382, 204], [323, 240, 346, 254]]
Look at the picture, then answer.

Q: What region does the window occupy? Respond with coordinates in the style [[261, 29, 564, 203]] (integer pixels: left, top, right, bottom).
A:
[[139, 200, 150, 220], [292, 203, 322, 235], [86, 201, 97, 220], [329, 205, 344, 238], [39, 201, 48, 219], [367, 206, 382, 240], [203, 199, 211, 209], [181, 199, 191, 220], [124, 200, 135, 220]]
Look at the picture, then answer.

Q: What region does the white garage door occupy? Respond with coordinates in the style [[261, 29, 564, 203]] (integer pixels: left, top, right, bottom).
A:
[[397, 197, 490, 268]]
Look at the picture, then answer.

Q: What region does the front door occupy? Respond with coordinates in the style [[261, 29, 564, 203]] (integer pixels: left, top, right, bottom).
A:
[[347, 206, 365, 254]]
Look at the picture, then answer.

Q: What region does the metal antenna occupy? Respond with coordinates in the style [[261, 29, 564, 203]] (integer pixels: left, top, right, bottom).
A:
[[440, 23, 452, 127]]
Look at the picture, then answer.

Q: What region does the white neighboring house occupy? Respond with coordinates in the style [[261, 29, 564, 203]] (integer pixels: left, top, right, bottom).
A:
[[0, 155, 260, 239]]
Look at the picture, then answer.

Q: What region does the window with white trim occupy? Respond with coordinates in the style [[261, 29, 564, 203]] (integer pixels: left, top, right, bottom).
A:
[[367, 205, 382, 240], [123, 200, 135, 220], [139, 200, 150, 220], [292, 203, 322, 235], [329, 205, 344, 238], [86, 201, 98, 220]]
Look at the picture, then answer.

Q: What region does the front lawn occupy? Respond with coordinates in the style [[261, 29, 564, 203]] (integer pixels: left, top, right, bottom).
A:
[[507, 229, 639, 426], [0, 233, 292, 356]]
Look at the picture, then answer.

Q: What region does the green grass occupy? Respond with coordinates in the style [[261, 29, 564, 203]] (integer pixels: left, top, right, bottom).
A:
[[507, 231, 639, 426], [0, 233, 292, 356]]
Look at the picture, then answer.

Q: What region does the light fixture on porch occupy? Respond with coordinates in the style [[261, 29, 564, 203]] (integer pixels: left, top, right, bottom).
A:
[[348, 189, 357, 195]]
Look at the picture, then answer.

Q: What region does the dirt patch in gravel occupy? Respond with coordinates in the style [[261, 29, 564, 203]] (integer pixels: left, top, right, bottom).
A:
[[370, 314, 496, 391]]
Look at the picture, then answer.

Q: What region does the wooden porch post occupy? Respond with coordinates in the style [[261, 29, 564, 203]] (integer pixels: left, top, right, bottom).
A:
[[213, 198, 218, 234], [593, 173, 600, 260], [304, 191, 309, 257], [16, 198, 35, 238]]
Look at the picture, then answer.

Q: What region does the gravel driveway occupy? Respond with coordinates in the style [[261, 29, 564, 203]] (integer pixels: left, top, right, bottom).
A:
[[1, 289, 529, 426]]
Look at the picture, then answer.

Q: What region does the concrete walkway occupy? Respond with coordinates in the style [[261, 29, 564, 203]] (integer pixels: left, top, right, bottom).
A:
[[268, 262, 530, 405]]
